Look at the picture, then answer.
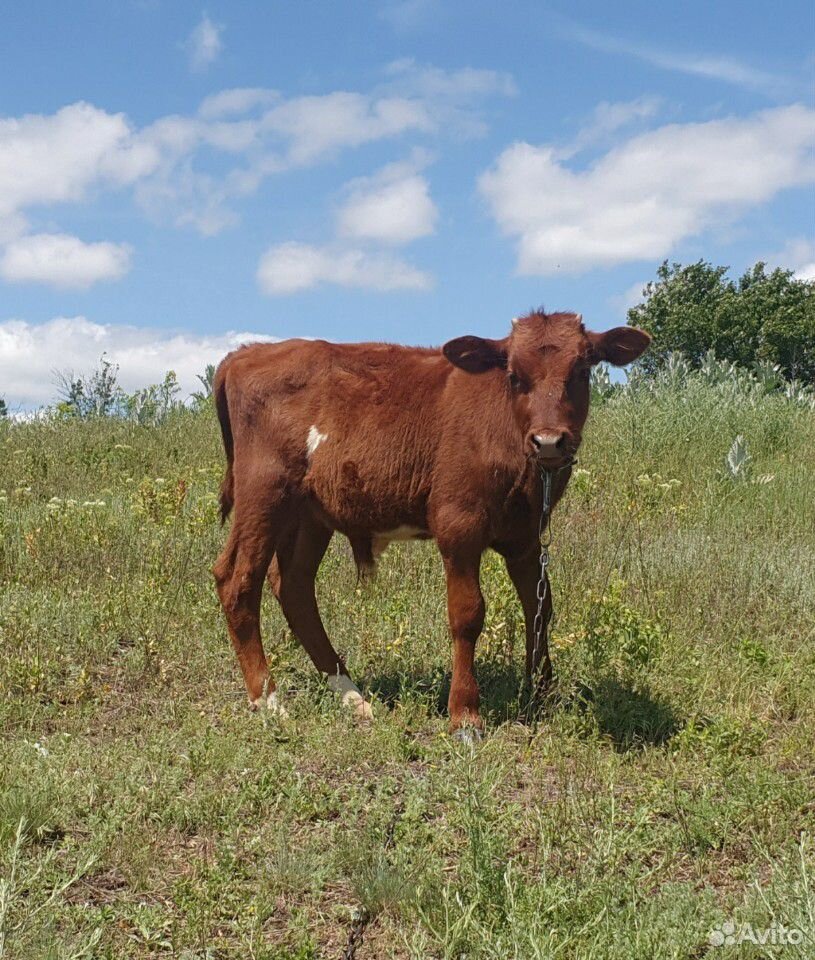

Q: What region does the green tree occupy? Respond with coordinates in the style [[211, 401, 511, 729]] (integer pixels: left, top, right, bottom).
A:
[[628, 260, 815, 383], [0, 396, 7, 418]]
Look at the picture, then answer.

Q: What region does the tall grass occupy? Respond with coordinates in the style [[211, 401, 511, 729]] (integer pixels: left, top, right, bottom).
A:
[[0, 364, 813, 957]]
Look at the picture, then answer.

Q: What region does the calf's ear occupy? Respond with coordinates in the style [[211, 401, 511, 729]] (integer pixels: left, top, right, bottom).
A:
[[443, 336, 507, 373], [590, 326, 651, 366]]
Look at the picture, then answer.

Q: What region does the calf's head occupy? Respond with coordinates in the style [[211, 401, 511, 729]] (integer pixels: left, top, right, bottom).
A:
[[443, 311, 650, 468]]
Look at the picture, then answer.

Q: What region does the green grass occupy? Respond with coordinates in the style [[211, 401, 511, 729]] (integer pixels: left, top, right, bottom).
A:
[[1, 373, 814, 958]]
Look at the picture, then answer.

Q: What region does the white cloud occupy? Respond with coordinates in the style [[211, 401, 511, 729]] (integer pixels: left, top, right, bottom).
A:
[[609, 280, 649, 317], [260, 92, 433, 166], [337, 159, 437, 244], [0, 316, 276, 409], [383, 58, 516, 100], [0, 64, 512, 247], [567, 24, 791, 96], [379, 0, 439, 31], [198, 87, 279, 119], [0, 233, 131, 288], [134, 92, 435, 233], [480, 105, 815, 275], [185, 13, 223, 71], [564, 97, 662, 156], [0, 101, 158, 223], [257, 242, 432, 294], [381, 59, 516, 138], [767, 237, 815, 282], [796, 262, 815, 283], [0, 101, 155, 286]]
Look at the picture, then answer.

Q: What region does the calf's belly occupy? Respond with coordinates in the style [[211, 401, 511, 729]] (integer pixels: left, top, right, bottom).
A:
[[303, 456, 430, 537]]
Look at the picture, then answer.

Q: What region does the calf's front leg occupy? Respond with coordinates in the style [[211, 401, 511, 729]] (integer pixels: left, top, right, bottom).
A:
[[504, 549, 553, 693], [442, 550, 485, 735]]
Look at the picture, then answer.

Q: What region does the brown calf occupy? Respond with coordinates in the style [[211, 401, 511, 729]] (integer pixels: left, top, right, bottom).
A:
[[212, 310, 650, 733]]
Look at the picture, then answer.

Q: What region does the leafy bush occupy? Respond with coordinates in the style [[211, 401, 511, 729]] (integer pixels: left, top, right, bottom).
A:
[[628, 260, 815, 382]]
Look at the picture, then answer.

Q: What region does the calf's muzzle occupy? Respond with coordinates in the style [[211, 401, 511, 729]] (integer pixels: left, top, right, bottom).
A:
[[528, 430, 574, 466]]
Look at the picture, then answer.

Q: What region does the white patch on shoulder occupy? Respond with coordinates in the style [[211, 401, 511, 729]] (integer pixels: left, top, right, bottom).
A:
[[306, 424, 327, 458], [327, 673, 374, 720]]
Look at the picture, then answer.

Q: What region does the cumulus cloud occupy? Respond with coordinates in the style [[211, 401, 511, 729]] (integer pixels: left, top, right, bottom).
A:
[[0, 316, 276, 409], [336, 159, 437, 244], [480, 105, 815, 275], [260, 92, 432, 166], [0, 101, 155, 286], [766, 237, 815, 282], [0, 62, 514, 246], [608, 279, 649, 318], [198, 87, 279, 119], [0, 233, 131, 288], [257, 242, 432, 294], [564, 96, 662, 156], [0, 101, 159, 223], [185, 13, 223, 71]]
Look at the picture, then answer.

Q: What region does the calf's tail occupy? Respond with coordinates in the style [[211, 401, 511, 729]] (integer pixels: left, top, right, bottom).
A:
[[214, 364, 234, 524]]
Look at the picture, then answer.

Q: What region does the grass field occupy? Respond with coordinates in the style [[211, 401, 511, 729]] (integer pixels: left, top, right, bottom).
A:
[[1, 364, 814, 959]]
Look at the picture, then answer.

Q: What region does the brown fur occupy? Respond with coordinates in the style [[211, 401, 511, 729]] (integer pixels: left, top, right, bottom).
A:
[[212, 312, 650, 730]]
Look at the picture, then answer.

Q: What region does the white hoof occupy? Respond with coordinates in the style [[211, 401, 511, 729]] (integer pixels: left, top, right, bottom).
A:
[[327, 674, 374, 721], [453, 726, 483, 745], [354, 697, 374, 721], [250, 689, 289, 718]]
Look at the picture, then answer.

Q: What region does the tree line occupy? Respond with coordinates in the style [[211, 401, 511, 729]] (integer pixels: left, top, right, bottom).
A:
[[1, 259, 812, 418], [628, 260, 814, 384]]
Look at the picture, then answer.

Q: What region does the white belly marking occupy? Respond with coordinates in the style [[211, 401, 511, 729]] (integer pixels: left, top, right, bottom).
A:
[[372, 525, 429, 558]]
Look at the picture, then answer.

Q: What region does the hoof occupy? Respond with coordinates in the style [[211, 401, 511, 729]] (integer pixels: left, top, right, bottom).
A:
[[452, 726, 483, 745], [327, 673, 374, 722], [354, 697, 374, 722], [249, 689, 289, 718]]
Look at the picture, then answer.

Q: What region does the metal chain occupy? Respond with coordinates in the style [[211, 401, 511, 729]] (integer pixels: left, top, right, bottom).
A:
[[340, 802, 404, 960], [529, 467, 554, 687], [341, 909, 369, 960], [528, 460, 574, 693]]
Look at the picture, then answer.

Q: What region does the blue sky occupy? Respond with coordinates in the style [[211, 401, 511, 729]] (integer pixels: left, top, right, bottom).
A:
[[1, 0, 813, 407]]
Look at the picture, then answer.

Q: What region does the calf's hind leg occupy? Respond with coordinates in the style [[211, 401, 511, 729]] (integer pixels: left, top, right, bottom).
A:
[[268, 518, 373, 719], [212, 475, 289, 713]]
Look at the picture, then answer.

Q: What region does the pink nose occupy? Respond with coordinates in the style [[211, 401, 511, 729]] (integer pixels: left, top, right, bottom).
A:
[[529, 431, 568, 458]]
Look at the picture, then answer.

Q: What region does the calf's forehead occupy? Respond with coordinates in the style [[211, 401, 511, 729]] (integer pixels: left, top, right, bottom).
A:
[[508, 312, 590, 367]]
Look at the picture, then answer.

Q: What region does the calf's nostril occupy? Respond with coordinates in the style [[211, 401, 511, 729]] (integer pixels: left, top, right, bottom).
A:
[[530, 431, 570, 458]]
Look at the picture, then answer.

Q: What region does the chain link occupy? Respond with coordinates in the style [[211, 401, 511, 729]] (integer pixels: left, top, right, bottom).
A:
[[530, 467, 554, 686], [339, 802, 404, 960], [528, 460, 574, 693]]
